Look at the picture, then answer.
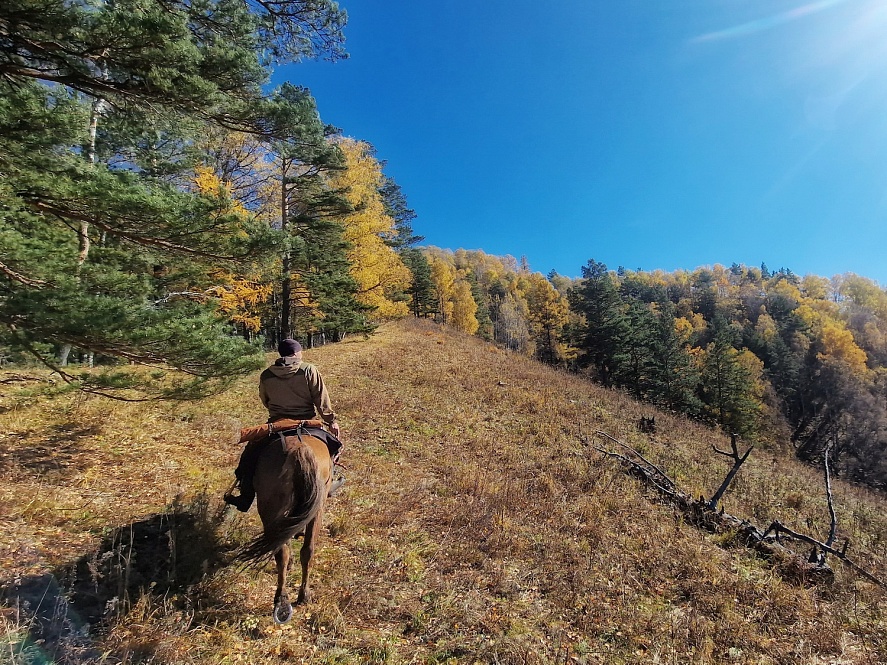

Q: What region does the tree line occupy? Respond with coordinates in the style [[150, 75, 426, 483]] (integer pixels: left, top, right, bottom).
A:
[[569, 260, 887, 491], [416, 253, 887, 489]]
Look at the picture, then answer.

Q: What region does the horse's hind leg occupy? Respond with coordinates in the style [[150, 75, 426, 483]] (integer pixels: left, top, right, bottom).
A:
[[274, 545, 290, 604], [296, 515, 322, 605], [272, 544, 293, 623]]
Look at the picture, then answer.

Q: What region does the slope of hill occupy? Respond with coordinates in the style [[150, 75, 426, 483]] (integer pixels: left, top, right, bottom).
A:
[[1, 318, 886, 664]]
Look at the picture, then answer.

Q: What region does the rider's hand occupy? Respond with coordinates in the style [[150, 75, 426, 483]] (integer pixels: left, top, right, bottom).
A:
[[330, 422, 341, 438]]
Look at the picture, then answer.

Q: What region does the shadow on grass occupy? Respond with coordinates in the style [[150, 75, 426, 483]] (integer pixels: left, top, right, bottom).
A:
[[1, 493, 239, 664], [0, 424, 101, 480]]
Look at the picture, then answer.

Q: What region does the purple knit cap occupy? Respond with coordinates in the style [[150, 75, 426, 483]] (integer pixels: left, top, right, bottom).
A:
[[277, 338, 302, 357]]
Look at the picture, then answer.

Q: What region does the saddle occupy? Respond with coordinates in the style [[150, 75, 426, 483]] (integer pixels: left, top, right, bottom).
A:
[[239, 418, 325, 443], [239, 418, 343, 460]]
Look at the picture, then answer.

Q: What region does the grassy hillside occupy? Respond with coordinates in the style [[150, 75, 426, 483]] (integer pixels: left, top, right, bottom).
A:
[[1, 318, 886, 664]]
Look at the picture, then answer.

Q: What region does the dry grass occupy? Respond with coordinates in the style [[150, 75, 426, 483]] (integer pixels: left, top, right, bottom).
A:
[[1, 318, 886, 664]]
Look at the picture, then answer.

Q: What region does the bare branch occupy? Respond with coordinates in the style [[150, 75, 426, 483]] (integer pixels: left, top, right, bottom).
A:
[[588, 429, 885, 589], [708, 433, 754, 510], [592, 445, 680, 498], [823, 440, 838, 549], [595, 430, 676, 490], [0, 261, 46, 288], [763, 521, 885, 589]]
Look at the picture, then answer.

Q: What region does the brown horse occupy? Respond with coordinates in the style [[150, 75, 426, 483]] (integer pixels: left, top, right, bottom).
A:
[[237, 431, 332, 623]]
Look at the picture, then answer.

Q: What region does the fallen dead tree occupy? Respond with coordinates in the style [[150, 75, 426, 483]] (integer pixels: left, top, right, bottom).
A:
[[590, 430, 885, 589]]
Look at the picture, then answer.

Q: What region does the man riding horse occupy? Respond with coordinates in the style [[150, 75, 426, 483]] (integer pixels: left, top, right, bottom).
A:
[[225, 338, 344, 512]]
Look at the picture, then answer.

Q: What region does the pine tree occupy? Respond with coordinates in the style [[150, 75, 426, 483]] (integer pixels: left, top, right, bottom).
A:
[[568, 259, 627, 386], [0, 0, 347, 396], [0, 0, 347, 133], [698, 315, 762, 437], [612, 299, 657, 399], [401, 249, 437, 318], [647, 301, 701, 415], [268, 83, 347, 341], [467, 272, 494, 341], [285, 168, 372, 343], [379, 176, 423, 249]]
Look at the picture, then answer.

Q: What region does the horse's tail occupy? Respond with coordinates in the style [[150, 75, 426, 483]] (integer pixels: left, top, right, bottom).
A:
[[237, 440, 323, 564]]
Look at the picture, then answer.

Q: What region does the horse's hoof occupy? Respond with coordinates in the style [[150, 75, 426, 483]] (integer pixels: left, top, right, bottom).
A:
[[273, 599, 293, 624], [296, 589, 311, 606]]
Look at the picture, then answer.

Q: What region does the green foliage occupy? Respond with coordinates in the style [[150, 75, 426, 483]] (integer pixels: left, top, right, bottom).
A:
[[0, 0, 348, 397], [401, 249, 438, 319], [0, 0, 346, 130], [380, 176, 423, 249], [289, 201, 374, 341], [698, 315, 762, 437], [646, 301, 701, 415], [563, 259, 887, 489], [568, 259, 627, 386]]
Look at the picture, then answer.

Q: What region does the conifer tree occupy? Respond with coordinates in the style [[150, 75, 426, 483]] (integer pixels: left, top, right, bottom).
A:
[[568, 259, 627, 386], [401, 249, 437, 319], [698, 315, 762, 437], [612, 299, 657, 399], [647, 301, 702, 415], [285, 167, 372, 343], [266, 83, 347, 341], [380, 176, 423, 249], [0, 0, 347, 396], [467, 272, 494, 341]]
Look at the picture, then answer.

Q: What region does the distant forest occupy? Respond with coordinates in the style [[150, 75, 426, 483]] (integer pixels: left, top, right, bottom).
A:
[[2, 0, 885, 488], [420, 249, 887, 490]]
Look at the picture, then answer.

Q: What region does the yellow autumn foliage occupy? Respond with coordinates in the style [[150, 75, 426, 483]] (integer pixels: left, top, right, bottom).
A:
[[819, 319, 868, 373], [429, 254, 456, 324], [674, 317, 695, 343], [193, 165, 249, 220], [795, 303, 868, 374], [451, 280, 479, 334], [329, 138, 410, 319], [736, 348, 767, 400], [209, 275, 273, 333], [754, 312, 778, 343]]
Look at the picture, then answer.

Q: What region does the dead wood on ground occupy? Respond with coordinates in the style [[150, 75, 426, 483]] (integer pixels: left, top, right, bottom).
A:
[[590, 430, 886, 590]]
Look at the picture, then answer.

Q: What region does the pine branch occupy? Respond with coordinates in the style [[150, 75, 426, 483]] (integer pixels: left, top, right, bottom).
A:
[[0, 261, 46, 288], [33, 201, 251, 260]]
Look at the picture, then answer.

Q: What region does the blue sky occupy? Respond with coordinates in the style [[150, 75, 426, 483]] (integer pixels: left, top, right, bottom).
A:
[[278, 0, 887, 282]]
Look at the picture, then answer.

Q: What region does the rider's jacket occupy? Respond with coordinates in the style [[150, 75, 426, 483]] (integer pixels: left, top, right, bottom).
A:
[[258, 359, 337, 426]]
